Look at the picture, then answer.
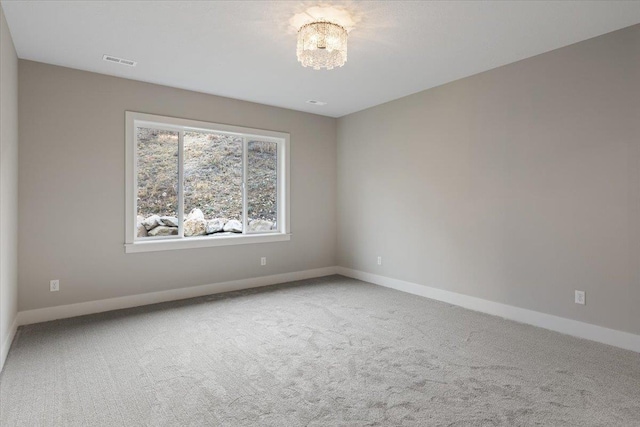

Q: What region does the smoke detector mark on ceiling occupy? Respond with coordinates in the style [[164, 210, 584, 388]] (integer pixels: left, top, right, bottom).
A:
[[306, 100, 327, 106], [103, 54, 137, 67]]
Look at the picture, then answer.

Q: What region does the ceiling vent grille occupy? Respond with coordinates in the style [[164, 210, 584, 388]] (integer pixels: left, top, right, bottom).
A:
[[102, 54, 137, 67]]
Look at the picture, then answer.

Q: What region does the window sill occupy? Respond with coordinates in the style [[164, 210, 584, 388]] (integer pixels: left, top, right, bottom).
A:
[[125, 233, 291, 253]]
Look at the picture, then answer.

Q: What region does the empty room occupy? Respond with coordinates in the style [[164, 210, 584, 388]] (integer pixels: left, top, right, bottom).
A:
[[0, 1, 639, 425]]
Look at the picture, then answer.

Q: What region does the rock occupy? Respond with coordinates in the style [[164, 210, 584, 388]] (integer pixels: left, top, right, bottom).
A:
[[136, 222, 148, 238], [186, 208, 204, 221], [223, 219, 243, 233], [136, 215, 146, 237], [143, 215, 161, 231], [206, 218, 226, 234], [148, 225, 178, 237], [160, 216, 179, 227], [184, 218, 207, 236], [248, 219, 274, 232]]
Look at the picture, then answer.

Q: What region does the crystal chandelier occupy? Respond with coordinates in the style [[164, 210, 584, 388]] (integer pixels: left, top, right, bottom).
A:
[[297, 20, 348, 70]]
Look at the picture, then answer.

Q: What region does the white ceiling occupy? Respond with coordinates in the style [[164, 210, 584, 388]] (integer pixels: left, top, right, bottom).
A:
[[3, 1, 640, 117]]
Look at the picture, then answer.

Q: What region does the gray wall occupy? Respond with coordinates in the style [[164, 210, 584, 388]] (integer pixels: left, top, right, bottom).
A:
[[18, 60, 337, 311], [337, 24, 640, 335], [0, 4, 19, 365]]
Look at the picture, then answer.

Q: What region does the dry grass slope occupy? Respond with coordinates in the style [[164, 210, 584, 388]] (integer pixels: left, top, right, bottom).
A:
[[137, 128, 277, 222]]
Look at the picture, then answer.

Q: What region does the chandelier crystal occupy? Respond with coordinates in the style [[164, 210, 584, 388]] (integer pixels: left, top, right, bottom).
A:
[[297, 20, 348, 70]]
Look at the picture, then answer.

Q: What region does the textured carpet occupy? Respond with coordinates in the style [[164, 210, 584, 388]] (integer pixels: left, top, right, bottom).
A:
[[1, 275, 639, 426]]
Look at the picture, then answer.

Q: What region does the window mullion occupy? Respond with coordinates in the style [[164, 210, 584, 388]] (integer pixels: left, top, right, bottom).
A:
[[178, 129, 185, 238], [242, 137, 248, 234]]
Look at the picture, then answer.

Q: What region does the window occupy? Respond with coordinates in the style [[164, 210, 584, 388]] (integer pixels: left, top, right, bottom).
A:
[[125, 112, 290, 253]]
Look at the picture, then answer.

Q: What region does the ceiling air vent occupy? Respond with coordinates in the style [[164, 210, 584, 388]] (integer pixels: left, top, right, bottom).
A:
[[102, 54, 137, 67]]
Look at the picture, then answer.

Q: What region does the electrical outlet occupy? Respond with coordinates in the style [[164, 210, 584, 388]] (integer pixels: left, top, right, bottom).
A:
[[575, 290, 585, 305], [377, 256, 382, 266], [50, 280, 60, 292], [261, 257, 266, 266]]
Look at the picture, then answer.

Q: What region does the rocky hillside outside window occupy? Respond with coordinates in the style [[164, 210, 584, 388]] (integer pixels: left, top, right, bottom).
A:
[[124, 112, 290, 253]]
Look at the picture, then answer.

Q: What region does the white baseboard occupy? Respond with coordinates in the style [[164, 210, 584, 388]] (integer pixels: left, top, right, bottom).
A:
[[17, 266, 338, 326], [336, 267, 640, 354], [1, 316, 18, 372], [14, 265, 639, 355]]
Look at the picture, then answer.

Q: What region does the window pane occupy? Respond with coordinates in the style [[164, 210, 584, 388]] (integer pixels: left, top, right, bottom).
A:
[[136, 128, 179, 239], [247, 140, 278, 232], [183, 131, 243, 237]]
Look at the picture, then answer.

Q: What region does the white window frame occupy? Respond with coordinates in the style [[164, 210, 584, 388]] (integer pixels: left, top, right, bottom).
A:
[[125, 111, 290, 253]]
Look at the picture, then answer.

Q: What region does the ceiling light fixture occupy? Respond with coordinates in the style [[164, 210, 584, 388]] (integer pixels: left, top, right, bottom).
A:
[[297, 20, 347, 70]]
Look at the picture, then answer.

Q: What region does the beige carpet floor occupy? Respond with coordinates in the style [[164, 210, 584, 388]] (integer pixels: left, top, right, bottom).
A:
[[1, 275, 639, 426]]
